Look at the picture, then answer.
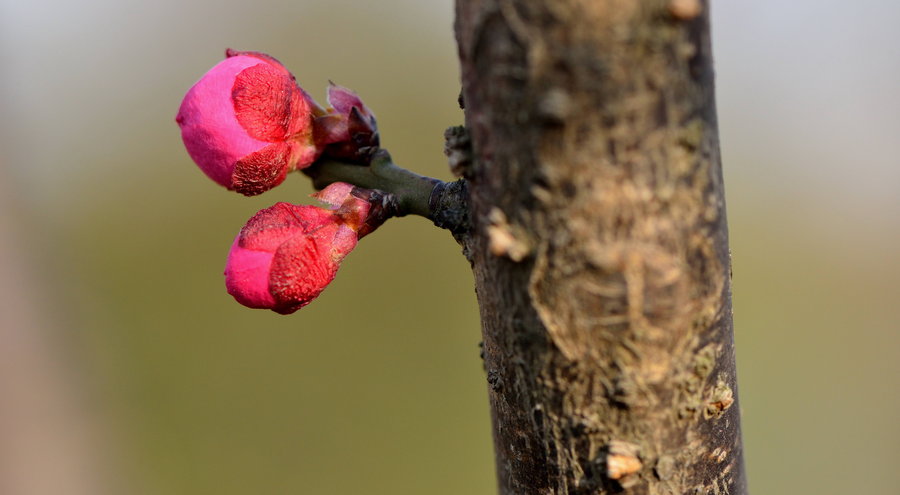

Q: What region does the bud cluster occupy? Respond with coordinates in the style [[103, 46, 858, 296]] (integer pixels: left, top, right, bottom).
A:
[[177, 50, 387, 313]]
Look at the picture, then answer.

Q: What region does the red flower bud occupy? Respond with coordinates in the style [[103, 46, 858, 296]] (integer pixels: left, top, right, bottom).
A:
[[224, 182, 391, 314], [176, 50, 319, 196]]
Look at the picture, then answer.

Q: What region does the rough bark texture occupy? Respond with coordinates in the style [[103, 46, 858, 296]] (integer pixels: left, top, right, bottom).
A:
[[454, 1, 746, 493]]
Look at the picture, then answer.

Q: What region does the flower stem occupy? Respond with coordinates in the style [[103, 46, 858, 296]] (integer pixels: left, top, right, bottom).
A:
[[303, 149, 469, 234]]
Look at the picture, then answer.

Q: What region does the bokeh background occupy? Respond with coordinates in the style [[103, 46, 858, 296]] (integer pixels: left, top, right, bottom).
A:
[[1, 0, 898, 493]]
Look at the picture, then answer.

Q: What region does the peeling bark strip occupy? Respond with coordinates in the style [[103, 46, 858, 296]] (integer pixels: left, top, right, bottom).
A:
[[454, 1, 747, 493]]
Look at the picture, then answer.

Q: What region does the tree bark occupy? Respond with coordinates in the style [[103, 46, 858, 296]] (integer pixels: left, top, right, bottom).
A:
[[454, 1, 747, 493]]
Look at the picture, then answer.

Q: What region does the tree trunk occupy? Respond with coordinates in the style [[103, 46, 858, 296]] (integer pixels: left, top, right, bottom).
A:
[[454, 1, 747, 493]]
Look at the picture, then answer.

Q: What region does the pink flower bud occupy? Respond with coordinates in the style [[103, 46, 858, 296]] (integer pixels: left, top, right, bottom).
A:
[[224, 182, 390, 314], [176, 50, 319, 196]]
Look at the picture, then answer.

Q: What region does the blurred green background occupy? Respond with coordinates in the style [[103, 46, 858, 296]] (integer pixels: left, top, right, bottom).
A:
[[0, 0, 897, 494]]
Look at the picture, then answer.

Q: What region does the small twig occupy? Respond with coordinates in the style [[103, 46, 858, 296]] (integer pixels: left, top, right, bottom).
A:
[[303, 149, 469, 234]]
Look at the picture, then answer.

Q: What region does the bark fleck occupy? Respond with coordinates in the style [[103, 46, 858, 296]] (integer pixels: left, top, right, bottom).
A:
[[538, 88, 574, 124], [668, 0, 702, 21], [705, 381, 735, 419], [487, 208, 531, 262], [605, 440, 643, 485]]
